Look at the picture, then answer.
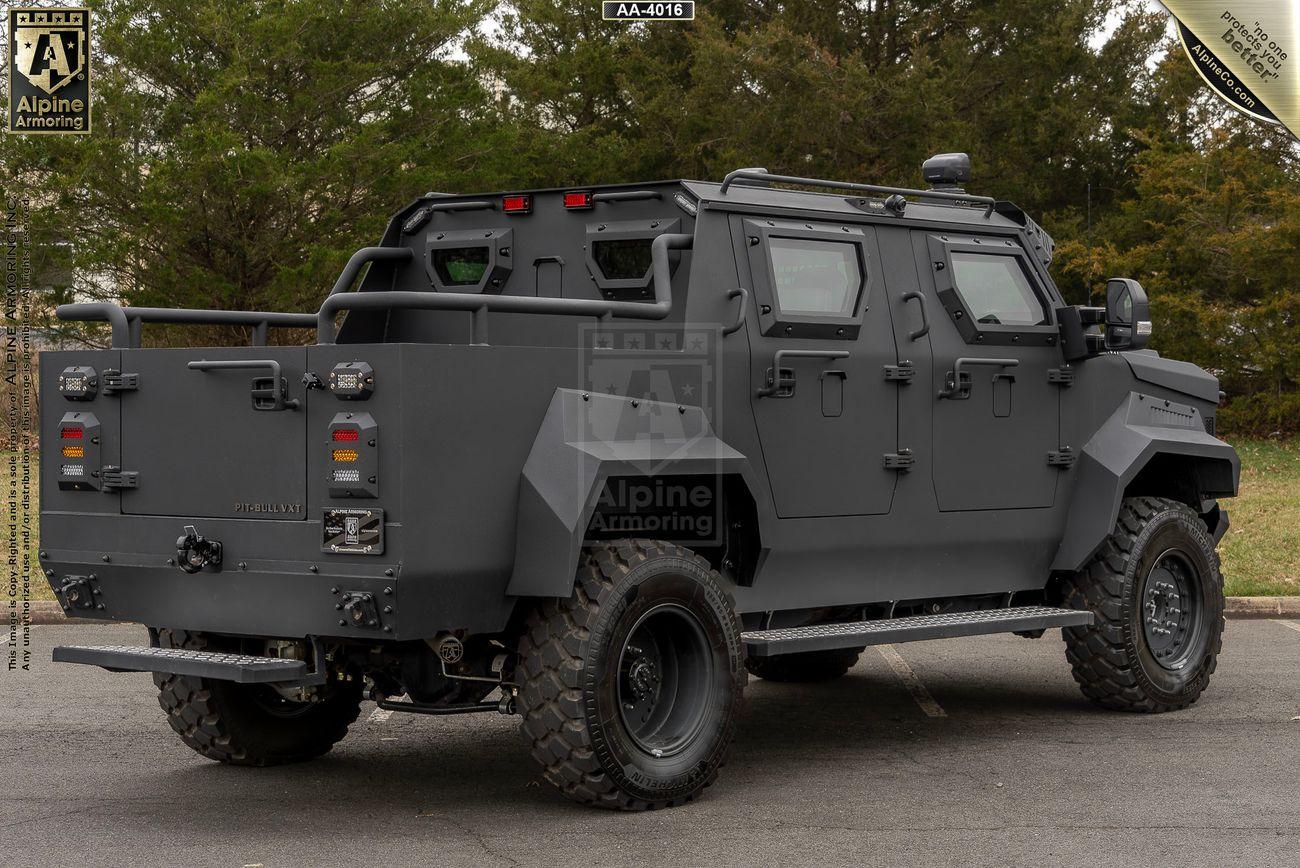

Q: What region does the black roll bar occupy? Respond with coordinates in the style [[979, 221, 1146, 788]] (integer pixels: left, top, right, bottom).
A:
[[56, 303, 318, 349], [57, 230, 694, 350], [315, 232, 692, 345], [718, 168, 996, 216], [327, 246, 415, 297]]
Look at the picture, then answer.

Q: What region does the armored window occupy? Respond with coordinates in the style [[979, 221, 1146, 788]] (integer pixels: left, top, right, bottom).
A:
[[431, 246, 490, 287], [592, 239, 653, 281], [948, 252, 1046, 326], [767, 238, 861, 317]]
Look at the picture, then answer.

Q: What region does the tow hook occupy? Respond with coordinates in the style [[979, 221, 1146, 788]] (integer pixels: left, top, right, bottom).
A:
[[176, 525, 223, 573]]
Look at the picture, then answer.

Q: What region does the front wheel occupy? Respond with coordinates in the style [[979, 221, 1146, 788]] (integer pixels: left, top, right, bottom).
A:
[[1062, 496, 1224, 712], [516, 541, 746, 810]]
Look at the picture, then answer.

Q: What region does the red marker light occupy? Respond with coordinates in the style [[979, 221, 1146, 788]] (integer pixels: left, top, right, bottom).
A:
[[331, 428, 360, 442], [502, 194, 532, 214], [60, 427, 84, 439], [563, 191, 593, 209]]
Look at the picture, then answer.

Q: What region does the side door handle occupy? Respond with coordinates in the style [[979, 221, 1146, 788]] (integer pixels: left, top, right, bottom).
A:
[[722, 287, 749, 336], [188, 359, 300, 411], [902, 291, 929, 340], [938, 357, 1019, 400], [756, 349, 850, 398]]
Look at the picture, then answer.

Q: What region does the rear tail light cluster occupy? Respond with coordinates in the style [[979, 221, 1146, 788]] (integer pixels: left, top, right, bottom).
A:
[[327, 412, 378, 498], [56, 412, 100, 490]]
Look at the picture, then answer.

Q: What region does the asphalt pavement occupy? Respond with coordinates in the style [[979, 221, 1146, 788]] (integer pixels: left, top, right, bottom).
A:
[[2, 620, 1298, 867]]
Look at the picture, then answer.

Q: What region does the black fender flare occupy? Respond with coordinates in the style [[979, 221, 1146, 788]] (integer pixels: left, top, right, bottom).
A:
[[506, 389, 766, 597], [1051, 392, 1240, 572]]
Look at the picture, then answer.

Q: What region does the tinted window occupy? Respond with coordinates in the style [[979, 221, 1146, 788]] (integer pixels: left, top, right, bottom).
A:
[[768, 238, 861, 316], [593, 239, 653, 281], [432, 246, 489, 286], [948, 252, 1046, 326]]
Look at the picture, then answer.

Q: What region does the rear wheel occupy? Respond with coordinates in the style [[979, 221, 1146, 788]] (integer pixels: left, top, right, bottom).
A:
[[153, 629, 362, 766], [516, 540, 745, 810], [1062, 496, 1224, 712], [745, 647, 862, 682]]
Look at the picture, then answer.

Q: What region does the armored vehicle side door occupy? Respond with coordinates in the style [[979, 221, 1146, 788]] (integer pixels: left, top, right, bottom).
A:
[[912, 232, 1062, 511], [732, 216, 899, 518]]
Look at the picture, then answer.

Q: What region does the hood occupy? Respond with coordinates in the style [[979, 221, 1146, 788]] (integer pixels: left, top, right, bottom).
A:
[[1122, 351, 1220, 405]]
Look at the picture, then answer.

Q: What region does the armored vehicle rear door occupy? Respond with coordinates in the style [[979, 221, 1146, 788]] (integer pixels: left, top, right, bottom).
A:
[[912, 232, 1062, 511], [118, 347, 308, 519], [732, 216, 899, 518]]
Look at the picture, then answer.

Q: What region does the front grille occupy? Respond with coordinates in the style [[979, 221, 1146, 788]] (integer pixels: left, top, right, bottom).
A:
[[1204, 415, 1216, 436]]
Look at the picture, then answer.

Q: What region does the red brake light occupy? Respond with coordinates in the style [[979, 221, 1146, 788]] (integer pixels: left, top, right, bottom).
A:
[[563, 191, 593, 209], [331, 428, 360, 442], [502, 194, 532, 214], [60, 427, 84, 439]]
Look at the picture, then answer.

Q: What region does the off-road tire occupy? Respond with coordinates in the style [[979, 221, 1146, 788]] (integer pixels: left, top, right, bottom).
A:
[[516, 540, 746, 810], [153, 628, 362, 766], [1062, 496, 1224, 712], [745, 647, 862, 682]]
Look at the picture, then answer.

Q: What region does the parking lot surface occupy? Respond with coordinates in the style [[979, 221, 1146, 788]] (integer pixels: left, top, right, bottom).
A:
[[3, 620, 1298, 867]]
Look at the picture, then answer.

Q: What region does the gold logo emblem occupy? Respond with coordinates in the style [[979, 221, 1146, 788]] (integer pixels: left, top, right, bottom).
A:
[[7, 7, 92, 134]]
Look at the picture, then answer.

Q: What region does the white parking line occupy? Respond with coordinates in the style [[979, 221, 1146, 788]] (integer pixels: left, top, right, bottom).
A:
[[877, 644, 947, 718], [1272, 620, 1300, 634], [368, 704, 395, 723]]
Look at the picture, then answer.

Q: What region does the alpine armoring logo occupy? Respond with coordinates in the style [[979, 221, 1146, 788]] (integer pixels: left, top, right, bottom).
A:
[[7, 7, 92, 134]]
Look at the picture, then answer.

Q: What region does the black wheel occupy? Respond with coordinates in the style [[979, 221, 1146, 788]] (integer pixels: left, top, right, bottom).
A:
[[516, 540, 745, 810], [1062, 496, 1224, 712], [153, 629, 362, 766], [745, 647, 862, 683]]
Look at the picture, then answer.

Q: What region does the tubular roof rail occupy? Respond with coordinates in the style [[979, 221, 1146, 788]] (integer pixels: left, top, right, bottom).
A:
[[717, 168, 996, 217], [56, 303, 318, 349]]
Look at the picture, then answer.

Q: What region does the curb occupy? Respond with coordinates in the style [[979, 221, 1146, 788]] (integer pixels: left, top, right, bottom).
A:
[[1223, 596, 1300, 619], [18, 597, 1300, 626]]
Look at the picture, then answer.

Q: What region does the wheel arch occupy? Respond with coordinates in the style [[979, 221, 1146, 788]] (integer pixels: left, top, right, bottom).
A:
[[506, 389, 769, 598], [1051, 392, 1239, 573]]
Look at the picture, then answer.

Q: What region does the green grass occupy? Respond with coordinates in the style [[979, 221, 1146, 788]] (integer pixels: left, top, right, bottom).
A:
[[3, 442, 1296, 602], [1218, 440, 1300, 596]]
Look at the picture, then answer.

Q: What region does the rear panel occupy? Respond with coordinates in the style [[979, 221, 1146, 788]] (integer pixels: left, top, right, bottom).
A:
[[119, 346, 308, 519]]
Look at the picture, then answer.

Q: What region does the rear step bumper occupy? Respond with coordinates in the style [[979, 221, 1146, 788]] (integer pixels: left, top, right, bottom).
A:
[[742, 606, 1093, 657], [52, 645, 309, 684]]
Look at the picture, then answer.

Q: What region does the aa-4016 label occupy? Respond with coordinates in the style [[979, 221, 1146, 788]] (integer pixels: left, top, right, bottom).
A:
[[602, 2, 694, 21]]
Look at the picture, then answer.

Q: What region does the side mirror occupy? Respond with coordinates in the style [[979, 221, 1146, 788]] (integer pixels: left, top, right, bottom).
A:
[[1105, 278, 1151, 350]]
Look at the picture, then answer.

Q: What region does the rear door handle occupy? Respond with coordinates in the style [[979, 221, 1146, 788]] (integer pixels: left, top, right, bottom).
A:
[[188, 359, 300, 411], [756, 349, 850, 398]]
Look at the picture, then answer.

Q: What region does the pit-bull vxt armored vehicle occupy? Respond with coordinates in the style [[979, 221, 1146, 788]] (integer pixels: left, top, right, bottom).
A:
[[44, 155, 1238, 809]]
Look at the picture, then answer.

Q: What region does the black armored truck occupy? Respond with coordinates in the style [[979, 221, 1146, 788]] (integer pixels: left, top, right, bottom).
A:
[[44, 154, 1238, 809]]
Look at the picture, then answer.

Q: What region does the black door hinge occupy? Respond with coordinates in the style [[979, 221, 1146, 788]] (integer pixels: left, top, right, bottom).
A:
[[100, 466, 139, 489], [883, 449, 915, 471], [101, 370, 140, 394], [1047, 448, 1076, 468], [1046, 365, 1075, 387], [883, 361, 916, 383]]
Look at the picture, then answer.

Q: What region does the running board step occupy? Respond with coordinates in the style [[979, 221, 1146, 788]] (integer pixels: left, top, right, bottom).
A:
[[742, 606, 1093, 657], [52, 644, 309, 684]]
